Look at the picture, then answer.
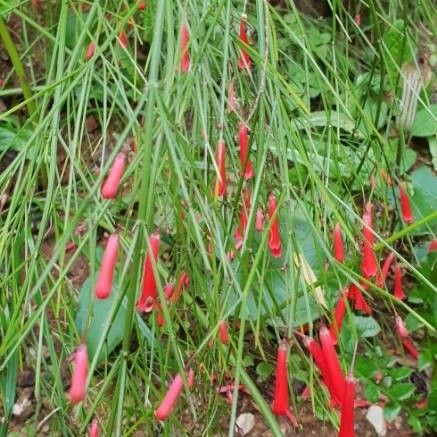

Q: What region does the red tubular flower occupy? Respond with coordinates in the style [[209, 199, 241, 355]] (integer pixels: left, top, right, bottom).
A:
[[329, 292, 347, 344], [402, 338, 419, 359], [164, 283, 175, 300], [354, 14, 361, 27], [304, 337, 338, 405], [235, 188, 251, 249], [376, 252, 395, 287], [333, 223, 345, 263], [338, 375, 356, 437], [155, 369, 194, 421], [180, 21, 190, 73], [429, 240, 437, 252], [255, 207, 264, 232], [218, 320, 229, 344], [214, 140, 227, 197], [101, 152, 127, 199], [85, 41, 95, 60], [171, 271, 190, 302], [399, 184, 413, 224], [361, 207, 377, 278], [395, 316, 409, 339], [238, 15, 251, 70], [238, 122, 254, 180], [95, 234, 119, 299], [319, 327, 345, 405], [393, 264, 406, 300], [272, 343, 289, 415], [137, 233, 161, 312], [70, 344, 88, 404], [118, 31, 128, 49], [89, 419, 99, 437], [348, 283, 372, 315], [268, 193, 282, 258]]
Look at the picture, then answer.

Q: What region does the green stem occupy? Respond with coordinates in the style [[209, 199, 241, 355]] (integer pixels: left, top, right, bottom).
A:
[[375, 211, 437, 251], [0, 17, 35, 115], [120, 0, 166, 353]]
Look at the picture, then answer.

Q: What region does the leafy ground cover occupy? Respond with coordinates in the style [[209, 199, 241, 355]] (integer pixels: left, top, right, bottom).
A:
[[0, 0, 436, 435]]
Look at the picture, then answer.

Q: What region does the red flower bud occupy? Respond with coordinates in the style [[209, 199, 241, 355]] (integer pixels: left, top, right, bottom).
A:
[[304, 337, 338, 405], [268, 193, 282, 258], [399, 184, 413, 224], [70, 344, 88, 404], [138, 1, 146, 10], [218, 320, 229, 344], [393, 264, 406, 300], [348, 283, 372, 314], [333, 223, 345, 263], [89, 419, 99, 437], [235, 188, 251, 249], [255, 207, 264, 232], [339, 375, 356, 437], [429, 239, 437, 252], [180, 21, 190, 73], [272, 343, 289, 415], [238, 122, 254, 180], [330, 292, 347, 344], [361, 207, 377, 278], [214, 140, 227, 197], [101, 152, 126, 199], [171, 271, 190, 302], [376, 252, 395, 287], [238, 15, 251, 70], [85, 41, 95, 60], [118, 31, 128, 49], [155, 369, 194, 421], [395, 316, 409, 339], [319, 327, 345, 405], [164, 283, 175, 300], [137, 233, 161, 312], [402, 338, 419, 359], [354, 14, 361, 27], [95, 234, 119, 299]]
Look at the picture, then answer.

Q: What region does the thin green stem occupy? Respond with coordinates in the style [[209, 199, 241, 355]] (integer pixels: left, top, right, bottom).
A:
[[0, 17, 35, 115]]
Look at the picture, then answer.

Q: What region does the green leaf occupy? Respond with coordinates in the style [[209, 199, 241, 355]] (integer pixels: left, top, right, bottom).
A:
[[75, 277, 127, 363], [390, 367, 412, 381], [364, 382, 380, 403], [0, 125, 31, 152], [382, 20, 412, 87], [407, 415, 423, 434], [384, 402, 402, 421], [355, 356, 379, 378], [410, 166, 437, 234], [387, 383, 415, 401], [411, 105, 437, 137], [256, 362, 274, 381], [354, 315, 381, 337]]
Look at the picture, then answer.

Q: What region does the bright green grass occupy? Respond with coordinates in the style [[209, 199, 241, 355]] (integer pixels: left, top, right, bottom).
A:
[[0, 0, 436, 435]]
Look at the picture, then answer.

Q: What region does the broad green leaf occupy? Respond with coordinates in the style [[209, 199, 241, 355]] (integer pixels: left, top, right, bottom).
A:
[[384, 402, 402, 421], [256, 362, 274, 381], [354, 315, 381, 337], [411, 105, 437, 137], [75, 277, 127, 363], [364, 382, 379, 403], [410, 166, 437, 233], [387, 382, 415, 401]]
